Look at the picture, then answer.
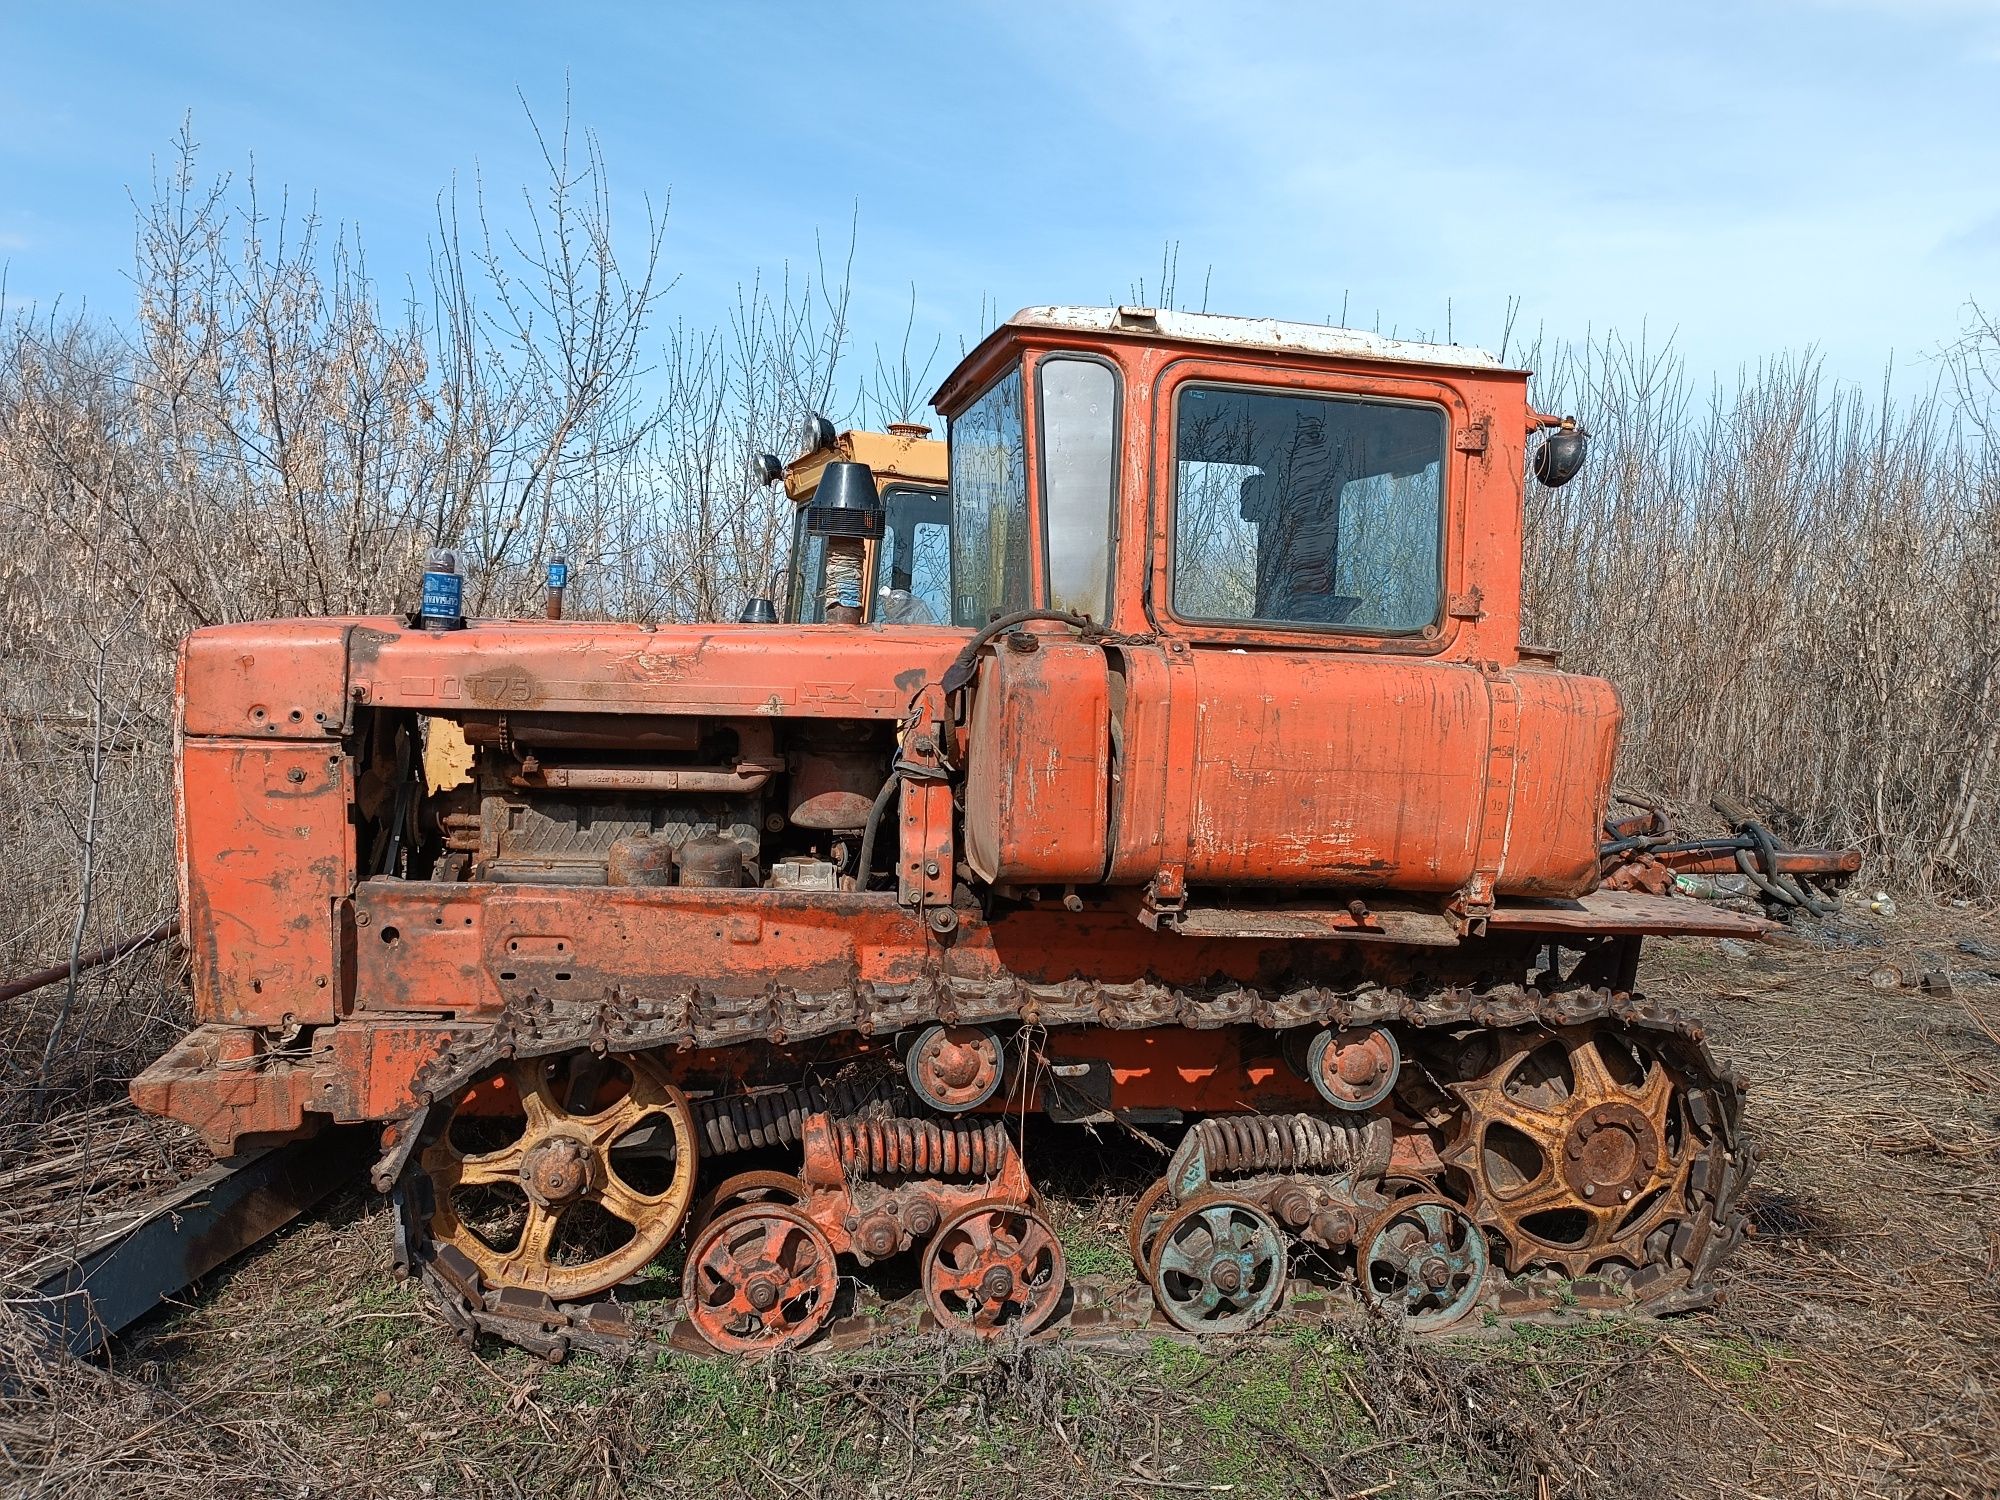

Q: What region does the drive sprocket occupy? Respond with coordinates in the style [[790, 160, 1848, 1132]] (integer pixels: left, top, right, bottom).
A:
[[1438, 1020, 1713, 1282]]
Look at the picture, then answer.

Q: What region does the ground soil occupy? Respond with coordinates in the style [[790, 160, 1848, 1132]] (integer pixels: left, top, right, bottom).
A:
[[4, 903, 1997, 1499]]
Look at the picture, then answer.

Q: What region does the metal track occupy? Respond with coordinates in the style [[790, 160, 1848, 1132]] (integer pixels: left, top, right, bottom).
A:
[[385, 976, 1749, 1359]]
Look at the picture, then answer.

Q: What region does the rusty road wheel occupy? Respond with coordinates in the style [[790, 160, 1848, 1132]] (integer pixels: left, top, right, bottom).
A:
[[685, 1203, 839, 1355], [419, 1051, 696, 1302], [1147, 1196, 1287, 1334], [922, 1202, 1066, 1338], [1359, 1193, 1488, 1331], [1439, 1023, 1696, 1278], [1306, 1025, 1402, 1111], [1126, 1178, 1173, 1274]]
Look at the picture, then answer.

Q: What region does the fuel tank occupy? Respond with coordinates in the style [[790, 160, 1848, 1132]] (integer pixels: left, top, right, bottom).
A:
[[963, 635, 1619, 900]]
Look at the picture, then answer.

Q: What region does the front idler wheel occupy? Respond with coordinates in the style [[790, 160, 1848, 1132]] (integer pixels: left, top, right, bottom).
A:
[[1358, 1193, 1488, 1331], [1147, 1196, 1287, 1334], [418, 1050, 697, 1303], [685, 1203, 839, 1355], [921, 1202, 1066, 1338]]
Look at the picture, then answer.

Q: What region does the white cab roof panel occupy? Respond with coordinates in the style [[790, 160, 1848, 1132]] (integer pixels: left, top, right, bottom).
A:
[[1008, 305, 1512, 372]]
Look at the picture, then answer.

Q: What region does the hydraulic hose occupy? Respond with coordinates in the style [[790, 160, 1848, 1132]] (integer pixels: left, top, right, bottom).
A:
[[853, 767, 907, 893], [939, 610, 1092, 693]]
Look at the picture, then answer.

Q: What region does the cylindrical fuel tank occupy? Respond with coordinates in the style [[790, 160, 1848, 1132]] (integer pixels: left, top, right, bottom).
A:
[[963, 638, 1618, 900]]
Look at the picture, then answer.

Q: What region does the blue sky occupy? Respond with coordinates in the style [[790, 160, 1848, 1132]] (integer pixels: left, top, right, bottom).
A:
[[2, 0, 1997, 400]]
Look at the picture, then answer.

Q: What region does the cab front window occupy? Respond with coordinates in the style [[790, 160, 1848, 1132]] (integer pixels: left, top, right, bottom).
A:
[[949, 366, 1031, 626], [875, 485, 952, 624], [1172, 386, 1446, 634]]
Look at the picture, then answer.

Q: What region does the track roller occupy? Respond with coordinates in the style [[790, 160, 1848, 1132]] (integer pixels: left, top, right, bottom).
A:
[[921, 1201, 1065, 1337], [1148, 1196, 1287, 1334], [685, 1203, 840, 1354]]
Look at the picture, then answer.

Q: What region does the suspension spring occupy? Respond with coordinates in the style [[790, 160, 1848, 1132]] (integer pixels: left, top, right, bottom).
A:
[[830, 1116, 1012, 1178], [1184, 1114, 1388, 1176], [695, 1075, 905, 1156]]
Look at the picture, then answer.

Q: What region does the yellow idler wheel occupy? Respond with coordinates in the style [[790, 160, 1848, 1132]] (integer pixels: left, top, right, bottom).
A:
[[420, 1051, 697, 1302]]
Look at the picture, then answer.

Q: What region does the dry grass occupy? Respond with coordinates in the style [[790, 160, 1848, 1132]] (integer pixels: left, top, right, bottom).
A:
[[1518, 329, 2000, 899], [5, 906, 1997, 1499], [0, 1103, 205, 1275]]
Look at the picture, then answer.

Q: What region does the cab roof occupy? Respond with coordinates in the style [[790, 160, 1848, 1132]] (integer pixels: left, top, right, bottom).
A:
[[1009, 305, 1509, 370], [935, 305, 1516, 412]]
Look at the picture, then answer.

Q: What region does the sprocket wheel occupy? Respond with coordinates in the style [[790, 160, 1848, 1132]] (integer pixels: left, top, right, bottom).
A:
[[419, 1050, 696, 1302], [1439, 1023, 1695, 1278], [685, 1203, 839, 1354], [922, 1202, 1066, 1338]]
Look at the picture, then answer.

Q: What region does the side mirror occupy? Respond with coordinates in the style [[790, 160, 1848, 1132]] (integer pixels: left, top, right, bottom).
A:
[[1532, 424, 1590, 488]]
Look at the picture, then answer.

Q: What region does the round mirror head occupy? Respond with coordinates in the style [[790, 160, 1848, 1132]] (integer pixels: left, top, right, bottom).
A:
[[1533, 426, 1590, 488]]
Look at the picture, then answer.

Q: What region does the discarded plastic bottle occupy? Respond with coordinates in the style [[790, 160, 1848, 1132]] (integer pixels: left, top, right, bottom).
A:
[[544, 557, 569, 620], [420, 547, 466, 632]]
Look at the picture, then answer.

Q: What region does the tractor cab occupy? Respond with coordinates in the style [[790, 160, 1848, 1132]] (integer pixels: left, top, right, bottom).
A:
[[765, 420, 951, 625], [930, 304, 1564, 652], [931, 305, 1613, 908]]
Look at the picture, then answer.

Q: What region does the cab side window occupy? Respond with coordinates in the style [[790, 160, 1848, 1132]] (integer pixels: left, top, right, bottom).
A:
[[1037, 356, 1117, 619], [1173, 386, 1445, 633]]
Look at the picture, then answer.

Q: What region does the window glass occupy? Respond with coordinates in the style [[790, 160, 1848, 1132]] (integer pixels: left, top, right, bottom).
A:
[[1037, 358, 1116, 619], [1172, 387, 1445, 632], [787, 506, 828, 623], [876, 486, 952, 624], [949, 366, 1031, 625]]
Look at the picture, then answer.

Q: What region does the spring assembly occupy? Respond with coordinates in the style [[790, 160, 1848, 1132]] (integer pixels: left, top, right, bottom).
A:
[[696, 1074, 906, 1156], [1185, 1114, 1390, 1177], [831, 1116, 1012, 1179]]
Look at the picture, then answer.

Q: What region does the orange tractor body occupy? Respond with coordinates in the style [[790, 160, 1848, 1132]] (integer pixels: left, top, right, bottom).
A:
[[135, 307, 1765, 1351]]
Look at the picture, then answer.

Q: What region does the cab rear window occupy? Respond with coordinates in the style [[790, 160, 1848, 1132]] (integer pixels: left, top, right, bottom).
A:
[[1171, 386, 1445, 633]]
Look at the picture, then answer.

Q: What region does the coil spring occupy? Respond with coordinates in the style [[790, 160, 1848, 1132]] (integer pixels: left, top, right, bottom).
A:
[[831, 1116, 1011, 1179], [696, 1075, 904, 1156], [1186, 1114, 1381, 1175]]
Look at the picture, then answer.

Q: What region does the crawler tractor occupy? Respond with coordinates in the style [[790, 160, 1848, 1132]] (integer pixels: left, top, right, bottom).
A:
[[134, 306, 1771, 1356]]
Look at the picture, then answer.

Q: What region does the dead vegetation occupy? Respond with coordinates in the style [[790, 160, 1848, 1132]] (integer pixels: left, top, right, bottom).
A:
[[4, 903, 1996, 1499]]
